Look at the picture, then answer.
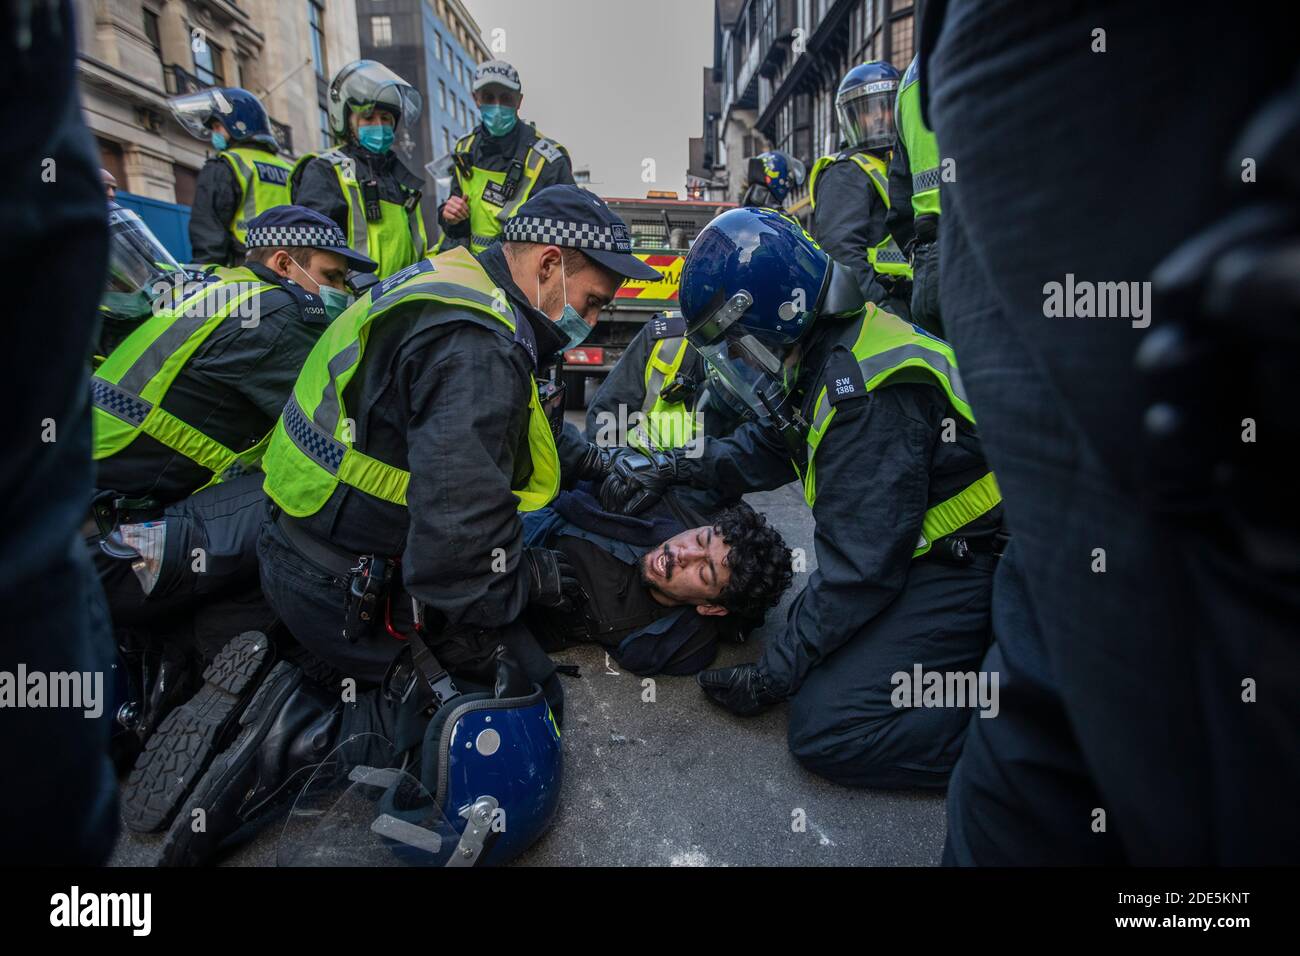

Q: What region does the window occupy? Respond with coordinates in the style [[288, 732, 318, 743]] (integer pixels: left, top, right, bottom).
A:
[[371, 15, 392, 48], [434, 33, 443, 63], [458, 99, 467, 129], [444, 40, 453, 69], [438, 80, 447, 110], [143, 8, 161, 52], [442, 127, 451, 155], [193, 36, 223, 86], [308, 1, 327, 79], [319, 105, 332, 150], [890, 16, 914, 70]]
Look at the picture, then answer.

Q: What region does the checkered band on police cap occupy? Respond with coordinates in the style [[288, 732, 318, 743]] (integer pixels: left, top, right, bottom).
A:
[[245, 223, 349, 250], [502, 216, 633, 254]]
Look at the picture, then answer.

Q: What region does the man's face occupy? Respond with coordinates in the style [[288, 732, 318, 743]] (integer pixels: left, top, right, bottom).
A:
[[351, 108, 396, 133], [272, 249, 349, 292], [532, 246, 619, 327], [474, 85, 522, 110], [639, 525, 732, 616]]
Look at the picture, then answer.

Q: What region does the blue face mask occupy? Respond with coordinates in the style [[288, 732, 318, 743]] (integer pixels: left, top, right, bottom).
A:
[[291, 260, 354, 321], [211, 131, 228, 151], [357, 124, 394, 154], [480, 104, 518, 138], [538, 268, 591, 350]]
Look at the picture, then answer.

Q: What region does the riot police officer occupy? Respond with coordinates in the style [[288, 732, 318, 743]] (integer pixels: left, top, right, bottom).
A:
[[292, 60, 429, 278], [601, 208, 1001, 788], [436, 60, 575, 255], [810, 61, 912, 320], [740, 149, 806, 210], [169, 87, 294, 267], [887, 55, 944, 336]]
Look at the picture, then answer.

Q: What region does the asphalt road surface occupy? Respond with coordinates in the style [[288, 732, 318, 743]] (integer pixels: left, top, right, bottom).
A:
[[110, 423, 947, 866]]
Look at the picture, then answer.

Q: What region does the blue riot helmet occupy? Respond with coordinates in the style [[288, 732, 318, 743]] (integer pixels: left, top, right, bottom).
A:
[[743, 150, 807, 205], [279, 642, 561, 868], [680, 207, 831, 424], [168, 87, 280, 150], [836, 61, 901, 151]]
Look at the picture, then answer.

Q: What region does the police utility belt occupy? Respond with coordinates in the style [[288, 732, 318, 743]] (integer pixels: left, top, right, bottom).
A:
[[275, 512, 441, 644], [275, 513, 460, 712], [921, 528, 1009, 572]]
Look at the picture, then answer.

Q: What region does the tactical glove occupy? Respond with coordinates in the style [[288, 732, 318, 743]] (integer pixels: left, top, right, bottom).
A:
[[697, 662, 782, 717], [523, 548, 587, 613], [598, 449, 684, 516]]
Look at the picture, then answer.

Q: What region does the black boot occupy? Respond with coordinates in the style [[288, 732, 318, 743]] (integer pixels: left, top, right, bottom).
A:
[[158, 661, 342, 867], [122, 631, 274, 833]]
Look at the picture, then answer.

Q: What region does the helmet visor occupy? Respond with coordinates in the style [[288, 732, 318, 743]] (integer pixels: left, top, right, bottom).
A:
[[277, 734, 466, 867], [338, 61, 423, 131], [697, 333, 795, 420], [837, 82, 897, 150], [167, 89, 235, 141], [105, 205, 181, 316]]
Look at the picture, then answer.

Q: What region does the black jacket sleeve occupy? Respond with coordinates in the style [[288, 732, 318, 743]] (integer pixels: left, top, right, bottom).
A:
[[679, 417, 799, 496], [189, 158, 240, 266], [758, 384, 936, 696], [812, 160, 892, 305], [291, 156, 349, 234], [887, 136, 917, 254], [585, 323, 655, 440], [400, 328, 534, 628]]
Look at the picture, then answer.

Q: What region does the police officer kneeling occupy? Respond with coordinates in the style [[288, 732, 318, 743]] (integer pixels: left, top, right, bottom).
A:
[[601, 208, 1003, 789], [152, 186, 659, 865]]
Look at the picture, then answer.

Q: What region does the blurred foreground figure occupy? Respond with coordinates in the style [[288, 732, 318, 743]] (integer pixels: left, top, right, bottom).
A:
[[0, 0, 118, 864], [925, 0, 1300, 863]]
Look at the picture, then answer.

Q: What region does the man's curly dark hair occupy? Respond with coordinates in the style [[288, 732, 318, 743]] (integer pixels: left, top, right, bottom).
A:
[[714, 502, 794, 620]]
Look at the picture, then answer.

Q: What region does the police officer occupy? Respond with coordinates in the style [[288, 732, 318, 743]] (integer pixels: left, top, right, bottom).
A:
[[601, 208, 1002, 788], [92, 207, 375, 810], [146, 187, 659, 865], [436, 60, 575, 256], [292, 60, 428, 279], [740, 149, 806, 209], [810, 61, 912, 320], [169, 88, 295, 267], [887, 55, 944, 336]]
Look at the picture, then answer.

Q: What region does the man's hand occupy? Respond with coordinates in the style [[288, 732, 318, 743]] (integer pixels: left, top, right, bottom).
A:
[[441, 195, 470, 224], [598, 449, 682, 516], [523, 548, 587, 612], [698, 663, 782, 716], [573, 441, 614, 483]]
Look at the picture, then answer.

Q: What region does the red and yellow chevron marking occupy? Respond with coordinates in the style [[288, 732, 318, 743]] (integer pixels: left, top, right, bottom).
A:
[[615, 253, 683, 301]]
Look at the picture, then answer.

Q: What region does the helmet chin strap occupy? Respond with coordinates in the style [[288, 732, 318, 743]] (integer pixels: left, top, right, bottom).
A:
[[820, 260, 867, 317]]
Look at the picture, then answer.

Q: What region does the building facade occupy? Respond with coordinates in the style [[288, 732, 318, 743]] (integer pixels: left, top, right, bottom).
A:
[[356, 0, 490, 235], [690, 0, 917, 220], [76, 0, 359, 211]]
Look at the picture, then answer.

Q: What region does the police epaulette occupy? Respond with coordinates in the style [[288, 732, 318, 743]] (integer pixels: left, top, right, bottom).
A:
[[647, 313, 687, 340], [824, 347, 867, 406], [374, 258, 436, 299], [531, 137, 564, 164]]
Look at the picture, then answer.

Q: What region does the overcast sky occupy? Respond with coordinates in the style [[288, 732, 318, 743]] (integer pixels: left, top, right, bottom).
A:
[[462, 0, 714, 199]]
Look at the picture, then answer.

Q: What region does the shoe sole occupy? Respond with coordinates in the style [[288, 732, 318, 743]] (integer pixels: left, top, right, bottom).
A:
[[122, 632, 274, 834], [158, 660, 303, 867]]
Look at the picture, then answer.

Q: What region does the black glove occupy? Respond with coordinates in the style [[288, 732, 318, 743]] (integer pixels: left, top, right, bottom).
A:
[[598, 449, 683, 516], [697, 663, 782, 717], [523, 548, 587, 612], [572, 441, 614, 483]]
